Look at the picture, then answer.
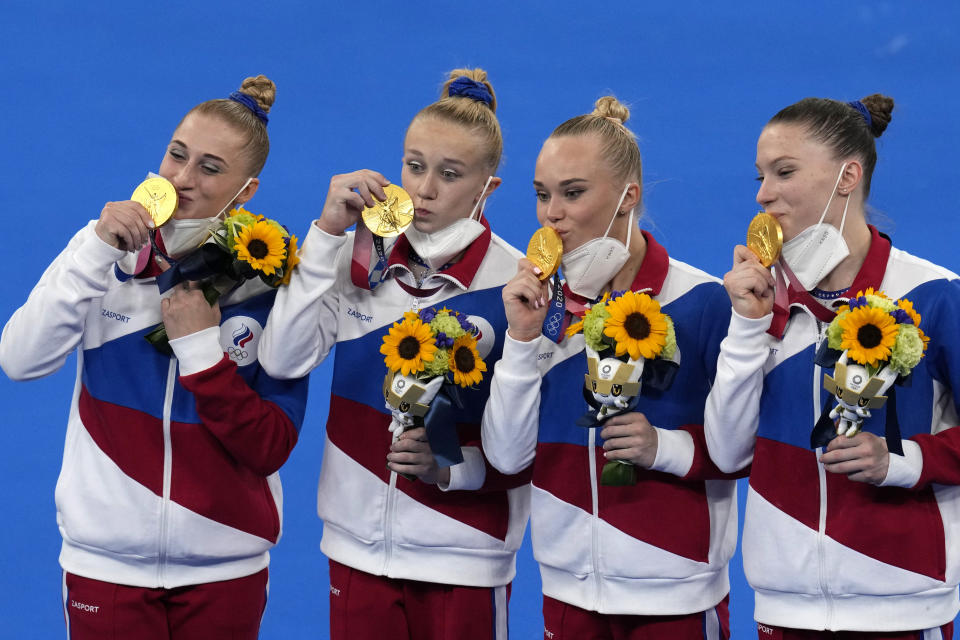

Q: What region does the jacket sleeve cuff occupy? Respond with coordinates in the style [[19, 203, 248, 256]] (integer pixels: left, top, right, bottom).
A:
[[170, 327, 226, 376], [727, 309, 774, 343], [649, 427, 694, 476], [495, 333, 543, 381], [438, 446, 485, 491], [78, 225, 127, 270], [882, 439, 923, 488], [302, 222, 349, 266]]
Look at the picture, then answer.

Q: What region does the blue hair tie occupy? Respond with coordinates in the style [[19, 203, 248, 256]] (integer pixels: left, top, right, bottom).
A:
[[847, 100, 872, 129], [448, 76, 493, 107], [228, 91, 269, 125]]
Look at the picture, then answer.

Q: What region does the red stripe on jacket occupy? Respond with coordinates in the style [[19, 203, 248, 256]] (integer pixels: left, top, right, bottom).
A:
[[327, 394, 519, 541], [534, 441, 713, 562], [752, 437, 946, 580], [79, 384, 283, 541]]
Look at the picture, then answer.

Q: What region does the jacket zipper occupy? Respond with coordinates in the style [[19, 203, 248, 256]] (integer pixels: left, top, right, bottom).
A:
[[158, 358, 177, 587], [382, 469, 399, 574], [588, 428, 602, 610], [813, 319, 834, 627]]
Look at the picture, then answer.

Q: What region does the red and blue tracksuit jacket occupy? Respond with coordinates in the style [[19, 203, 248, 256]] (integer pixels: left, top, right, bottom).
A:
[[260, 218, 531, 588], [0, 221, 308, 588], [483, 232, 738, 615], [706, 226, 960, 631]]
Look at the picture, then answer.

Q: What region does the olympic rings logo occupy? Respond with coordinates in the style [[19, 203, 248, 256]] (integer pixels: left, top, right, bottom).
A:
[[228, 346, 249, 361], [544, 313, 561, 333]]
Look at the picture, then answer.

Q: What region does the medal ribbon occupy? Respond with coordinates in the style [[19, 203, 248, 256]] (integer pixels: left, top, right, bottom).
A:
[[350, 225, 392, 291], [541, 274, 569, 343]]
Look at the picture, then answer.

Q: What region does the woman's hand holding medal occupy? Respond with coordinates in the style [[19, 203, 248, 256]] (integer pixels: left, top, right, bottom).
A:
[[723, 213, 782, 319], [315, 169, 390, 237], [502, 259, 551, 343], [502, 227, 562, 343], [95, 201, 155, 252], [97, 176, 178, 252], [725, 245, 776, 320]]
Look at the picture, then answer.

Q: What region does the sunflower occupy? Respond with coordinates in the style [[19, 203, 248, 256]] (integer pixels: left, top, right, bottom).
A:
[[279, 234, 300, 286], [838, 305, 899, 368], [565, 318, 584, 338], [380, 317, 437, 376], [235, 220, 287, 276], [602, 291, 668, 360], [449, 334, 487, 387]]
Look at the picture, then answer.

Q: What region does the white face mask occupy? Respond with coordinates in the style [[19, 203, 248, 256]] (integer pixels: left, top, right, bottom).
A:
[[157, 174, 253, 259], [779, 163, 851, 290], [561, 184, 633, 299], [404, 175, 492, 270]]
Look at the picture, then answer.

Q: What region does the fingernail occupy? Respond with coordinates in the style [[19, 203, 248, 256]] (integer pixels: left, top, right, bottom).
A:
[[533, 266, 543, 275], [540, 296, 546, 306], [147, 220, 155, 229]]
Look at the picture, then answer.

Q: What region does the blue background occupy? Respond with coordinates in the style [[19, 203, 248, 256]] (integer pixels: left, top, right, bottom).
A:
[[2, 1, 959, 637]]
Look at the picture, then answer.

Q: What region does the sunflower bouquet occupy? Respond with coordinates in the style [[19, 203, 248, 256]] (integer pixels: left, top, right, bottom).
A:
[[145, 207, 299, 354], [378, 307, 487, 474], [821, 288, 927, 438], [209, 207, 300, 287], [567, 290, 678, 485]]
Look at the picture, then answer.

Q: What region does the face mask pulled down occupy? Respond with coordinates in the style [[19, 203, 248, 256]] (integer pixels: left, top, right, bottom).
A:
[[561, 185, 634, 300], [779, 163, 851, 291], [155, 173, 253, 259], [403, 176, 493, 270]]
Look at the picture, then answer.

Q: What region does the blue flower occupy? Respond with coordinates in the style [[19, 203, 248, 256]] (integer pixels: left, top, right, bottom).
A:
[[419, 307, 438, 323], [434, 332, 454, 349], [457, 315, 475, 332], [890, 308, 913, 325], [847, 296, 868, 310]]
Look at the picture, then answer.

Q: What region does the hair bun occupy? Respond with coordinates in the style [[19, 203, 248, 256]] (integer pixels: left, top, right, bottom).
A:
[[592, 96, 630, 125], [239, 75, 277, 114], [441, 67, 497, 113], [860, 93, 894, 138]]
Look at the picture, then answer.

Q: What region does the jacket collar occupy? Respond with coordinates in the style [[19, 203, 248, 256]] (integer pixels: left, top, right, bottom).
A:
[[768, 224, 892, 338], [386, 215, 492, 292]]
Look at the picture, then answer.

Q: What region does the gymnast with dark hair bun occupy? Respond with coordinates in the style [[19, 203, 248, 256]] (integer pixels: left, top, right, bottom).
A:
[[706, 94, 960, 638]]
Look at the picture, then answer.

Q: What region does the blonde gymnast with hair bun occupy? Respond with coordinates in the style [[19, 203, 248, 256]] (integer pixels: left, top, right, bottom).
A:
[[0, 75, 309, 639], [483, 95, 739, 639], [260, 68, 529, 640]]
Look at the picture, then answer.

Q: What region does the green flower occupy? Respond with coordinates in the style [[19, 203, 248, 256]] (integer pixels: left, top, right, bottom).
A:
[[662, 316, 677, 360], [889, 324, 924, 376], [827, 311, 847, 350], [429, 310, 467, 341], [583, 304, 611, 353], [422, 348, 450, 378], [865, 293, 896, 313]]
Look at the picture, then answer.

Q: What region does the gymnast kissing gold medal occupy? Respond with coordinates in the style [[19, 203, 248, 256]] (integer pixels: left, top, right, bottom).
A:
[[746, 212, 783, 268], [526, 227, 563, 280], [361, 184, 414, 238], [131, 176, 178, 227]]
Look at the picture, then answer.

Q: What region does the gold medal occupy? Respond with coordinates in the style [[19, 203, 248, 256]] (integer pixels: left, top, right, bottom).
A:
[[131, 177, 178, 227], [746, 212, 783, 268], [526, 227, 563, 280], [361, 184, 414, 238]]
